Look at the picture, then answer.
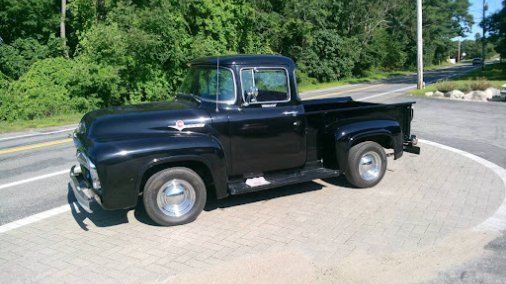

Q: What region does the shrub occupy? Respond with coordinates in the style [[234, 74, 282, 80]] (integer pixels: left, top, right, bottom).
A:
[[0, 37, 65, 79], [0, 57, 122, 121], [0, 58, 73, 121], [456, 82, 471, 93], [435, 80, 457, 93], [0, 72, 10, 89], [67, 57, 124, 108], [295, 70, 318, 87], [300, 30, 361, 82], [470, 78, 494, 91]]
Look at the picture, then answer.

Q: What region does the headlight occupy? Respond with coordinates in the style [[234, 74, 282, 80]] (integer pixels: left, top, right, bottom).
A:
[[87, 159, 101, 190], [77, 151, 101, 190], [77, 121, 86, 134]]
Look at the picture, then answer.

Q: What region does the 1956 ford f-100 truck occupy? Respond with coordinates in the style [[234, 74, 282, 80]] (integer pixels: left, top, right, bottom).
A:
[[70, 55, 420, 226]]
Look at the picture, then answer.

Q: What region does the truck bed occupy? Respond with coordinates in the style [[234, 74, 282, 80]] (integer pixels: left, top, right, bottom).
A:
[[302, 96, 415, 166], [302, 97, 414, 136]]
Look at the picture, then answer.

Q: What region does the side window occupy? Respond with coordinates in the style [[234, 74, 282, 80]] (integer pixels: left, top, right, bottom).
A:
[[241, 68, 290, 103], [179, 67, 235, 103], [195, 68, 235, 102]]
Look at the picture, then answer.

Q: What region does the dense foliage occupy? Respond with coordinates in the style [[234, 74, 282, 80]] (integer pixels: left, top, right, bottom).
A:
[[486, 0, 506, 59], [0, 0, 475, 121]]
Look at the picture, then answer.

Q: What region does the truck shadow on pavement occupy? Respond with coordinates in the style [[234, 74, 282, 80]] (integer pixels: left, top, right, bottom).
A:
[[67, 184, 131, 231], [204, 175, 352, 211], [67, 176, 352, 229]]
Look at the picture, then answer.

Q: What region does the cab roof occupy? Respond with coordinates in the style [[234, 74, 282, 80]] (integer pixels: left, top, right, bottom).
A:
[[190, 55, 295, 68]]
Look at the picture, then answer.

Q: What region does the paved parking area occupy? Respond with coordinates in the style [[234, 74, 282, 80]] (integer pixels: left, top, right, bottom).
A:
[[0, 142, 505, 283]]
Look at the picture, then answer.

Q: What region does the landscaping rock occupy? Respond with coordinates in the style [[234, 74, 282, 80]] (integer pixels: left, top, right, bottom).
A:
[[425, 91, 434, 97], [463, 92, 473, 100], [485, 88, 500, 100], [433, 91, 444, 98], [448, 90, 465, 99], [470, 90, 488, 101]]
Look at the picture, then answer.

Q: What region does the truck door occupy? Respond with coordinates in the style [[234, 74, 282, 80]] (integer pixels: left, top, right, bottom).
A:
[[229, 67, 306, 176]]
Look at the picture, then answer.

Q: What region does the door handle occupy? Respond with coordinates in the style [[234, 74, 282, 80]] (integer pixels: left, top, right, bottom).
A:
[[283, 111, 298, 116]]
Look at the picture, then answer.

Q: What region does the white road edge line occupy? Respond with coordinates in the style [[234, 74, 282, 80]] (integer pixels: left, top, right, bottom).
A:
[[0, 204, 71, 234], [0, 127, 76, 142], [356, 85, 416, 101], [0, 169, 69, 190], [419, 139, 506, 232]]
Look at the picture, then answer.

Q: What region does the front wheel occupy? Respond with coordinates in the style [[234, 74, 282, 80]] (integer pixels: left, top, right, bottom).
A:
[[143, 167, 207, 226], [345, 141, 387, 188]]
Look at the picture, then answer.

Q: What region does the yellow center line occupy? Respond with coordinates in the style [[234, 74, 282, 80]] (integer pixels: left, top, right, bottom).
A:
[[302, 84, 385, 100], [0, 138, 73, 155]]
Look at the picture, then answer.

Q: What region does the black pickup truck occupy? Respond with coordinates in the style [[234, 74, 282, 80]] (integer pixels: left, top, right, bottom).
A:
[[70, 55, 419, 226]]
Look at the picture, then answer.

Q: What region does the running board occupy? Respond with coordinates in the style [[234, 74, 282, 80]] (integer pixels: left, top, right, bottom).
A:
[[228, 167, 340, 195]]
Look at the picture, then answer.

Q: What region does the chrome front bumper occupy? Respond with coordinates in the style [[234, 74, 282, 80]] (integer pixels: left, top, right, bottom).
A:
[[69, 165, 101, 213]]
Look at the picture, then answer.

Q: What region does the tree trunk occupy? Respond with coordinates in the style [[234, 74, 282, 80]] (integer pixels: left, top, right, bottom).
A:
[[60, 0, 69, 58]]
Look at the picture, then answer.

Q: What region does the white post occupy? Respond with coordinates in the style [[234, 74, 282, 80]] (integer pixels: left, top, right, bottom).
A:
[[417, 0, 424, 89], [60, 0, 68, 58], [481, 0, 487, 70]]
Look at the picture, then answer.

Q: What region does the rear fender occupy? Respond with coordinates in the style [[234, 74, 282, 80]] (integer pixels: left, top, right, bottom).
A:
[[333, 120, 402, 172]]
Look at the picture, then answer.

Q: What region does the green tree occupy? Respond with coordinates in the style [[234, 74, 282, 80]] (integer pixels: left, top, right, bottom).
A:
[[0, 0, 60, 44], [0, 37, 66, 79], [486, 0, 506, 59]]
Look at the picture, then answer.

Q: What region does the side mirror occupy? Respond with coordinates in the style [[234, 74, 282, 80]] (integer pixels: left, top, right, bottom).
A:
[[245, 86, 258, 104]]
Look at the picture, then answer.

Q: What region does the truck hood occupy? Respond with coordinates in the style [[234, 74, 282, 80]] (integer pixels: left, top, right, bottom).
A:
[[80, 100, 212, 141]]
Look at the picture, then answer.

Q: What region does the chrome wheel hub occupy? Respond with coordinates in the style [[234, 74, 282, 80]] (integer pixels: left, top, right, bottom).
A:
[[156, 179, 196, 217], [358, 151, 381, 181]]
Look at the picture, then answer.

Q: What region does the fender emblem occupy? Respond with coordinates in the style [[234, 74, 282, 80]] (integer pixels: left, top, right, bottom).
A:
[[169, 120, 205, 131]]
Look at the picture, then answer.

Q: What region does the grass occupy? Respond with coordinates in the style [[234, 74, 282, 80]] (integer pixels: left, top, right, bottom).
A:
[[299, 70, 412, 92], [457, 62, 506, 83], [410, 62, 506, 96], [0, 113, 83, 134], [424, 61, 456, 71]]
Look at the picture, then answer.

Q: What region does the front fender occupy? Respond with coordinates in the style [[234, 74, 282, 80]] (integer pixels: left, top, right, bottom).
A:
[[90, 133, 226, 210], [333, 120, 402, 172]]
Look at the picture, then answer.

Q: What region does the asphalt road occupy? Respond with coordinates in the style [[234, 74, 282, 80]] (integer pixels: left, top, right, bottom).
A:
[[0, 63, 485, 225]]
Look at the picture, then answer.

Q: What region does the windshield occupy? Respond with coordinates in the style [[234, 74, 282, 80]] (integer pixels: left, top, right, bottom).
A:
[[179, 66, 235, 103]]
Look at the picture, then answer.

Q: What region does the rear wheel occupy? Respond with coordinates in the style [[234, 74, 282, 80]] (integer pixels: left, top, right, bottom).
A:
[[345, 141, 387, 188], [143, 167, 206, 226]]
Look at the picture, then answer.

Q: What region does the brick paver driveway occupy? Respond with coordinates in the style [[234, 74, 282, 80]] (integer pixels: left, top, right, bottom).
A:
[[1, 142, 505, 283]]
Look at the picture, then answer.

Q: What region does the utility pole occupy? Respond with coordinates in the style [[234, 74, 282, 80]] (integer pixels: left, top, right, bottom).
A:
[[417, 0, 424, 89], [60, 0, 68, 58], [481, 0, 487, 70], [457, 40, 461, 63]]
